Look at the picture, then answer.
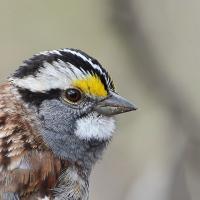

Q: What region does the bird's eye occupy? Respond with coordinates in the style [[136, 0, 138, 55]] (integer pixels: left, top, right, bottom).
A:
[[62, 88, 82, 104]]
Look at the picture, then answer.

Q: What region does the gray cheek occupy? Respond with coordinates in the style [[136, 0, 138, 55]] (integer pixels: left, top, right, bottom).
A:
[[35, 99, 109, 167], [38, 99, 75, 135]]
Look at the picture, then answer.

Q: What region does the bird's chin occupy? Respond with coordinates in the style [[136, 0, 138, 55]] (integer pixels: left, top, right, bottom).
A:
[[75, 112, 116, 141]]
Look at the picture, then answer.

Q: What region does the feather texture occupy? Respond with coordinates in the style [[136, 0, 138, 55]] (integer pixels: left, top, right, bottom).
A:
[[0, 83, 79, 199]]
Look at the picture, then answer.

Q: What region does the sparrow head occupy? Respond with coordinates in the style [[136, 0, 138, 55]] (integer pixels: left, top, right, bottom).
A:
[[9, 49, 137, 163]]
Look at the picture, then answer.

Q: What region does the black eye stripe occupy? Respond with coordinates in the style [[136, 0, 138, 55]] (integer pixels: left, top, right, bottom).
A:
[[17, 88, 62, 106]]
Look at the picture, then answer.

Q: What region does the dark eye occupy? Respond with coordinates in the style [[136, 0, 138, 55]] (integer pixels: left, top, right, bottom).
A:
[[62, 88, 82, 104]]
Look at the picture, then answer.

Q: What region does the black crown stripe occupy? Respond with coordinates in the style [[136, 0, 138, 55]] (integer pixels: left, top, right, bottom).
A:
[[12, 49, 115, 91]]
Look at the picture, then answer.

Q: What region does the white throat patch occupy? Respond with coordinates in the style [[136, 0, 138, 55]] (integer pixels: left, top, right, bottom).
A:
[[75, 112, 115, 140]]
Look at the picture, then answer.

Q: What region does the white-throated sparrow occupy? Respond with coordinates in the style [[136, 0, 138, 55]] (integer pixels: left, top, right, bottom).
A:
[[0, 49, 137, 200]]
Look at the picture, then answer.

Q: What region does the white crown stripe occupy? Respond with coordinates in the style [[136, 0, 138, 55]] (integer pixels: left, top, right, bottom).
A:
[[51, 50, 62, 55], [38, 49, 107, 79], [62, 49, 103, 74], [38, 49, 112, 86]]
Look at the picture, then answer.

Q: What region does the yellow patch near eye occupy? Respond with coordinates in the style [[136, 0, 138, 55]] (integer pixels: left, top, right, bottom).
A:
[[72, 75, 108, 97]]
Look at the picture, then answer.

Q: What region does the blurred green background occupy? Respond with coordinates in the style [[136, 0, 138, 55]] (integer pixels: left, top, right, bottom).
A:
[[0, 1, 200, 200]]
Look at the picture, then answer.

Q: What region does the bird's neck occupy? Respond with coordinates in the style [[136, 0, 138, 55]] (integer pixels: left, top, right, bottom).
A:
[[41, 129, 109, 174]]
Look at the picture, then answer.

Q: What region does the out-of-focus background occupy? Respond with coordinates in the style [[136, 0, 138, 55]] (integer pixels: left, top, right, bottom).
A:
[[0, 1, 199, 199]]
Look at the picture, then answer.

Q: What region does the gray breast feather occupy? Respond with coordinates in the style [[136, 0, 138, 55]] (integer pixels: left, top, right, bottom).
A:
[[53, 167, 89, 200]]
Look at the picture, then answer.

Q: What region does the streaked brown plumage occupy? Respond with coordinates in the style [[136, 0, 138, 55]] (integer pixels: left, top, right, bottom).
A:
[[0, 83, 69, 199]]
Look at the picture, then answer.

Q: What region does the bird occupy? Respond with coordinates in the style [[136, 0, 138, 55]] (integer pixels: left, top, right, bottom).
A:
[[0, 48, 137, 200]]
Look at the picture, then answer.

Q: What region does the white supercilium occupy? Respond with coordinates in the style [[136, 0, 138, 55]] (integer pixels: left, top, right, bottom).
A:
[[10, 61, 87, 92]]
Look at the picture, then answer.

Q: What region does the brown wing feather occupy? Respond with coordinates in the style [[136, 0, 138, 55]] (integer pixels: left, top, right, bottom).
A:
[[0, 83, 69, 199]]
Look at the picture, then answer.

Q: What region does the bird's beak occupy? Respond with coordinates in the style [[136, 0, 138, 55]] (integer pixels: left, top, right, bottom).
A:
[[94, 91, 137, 116]]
